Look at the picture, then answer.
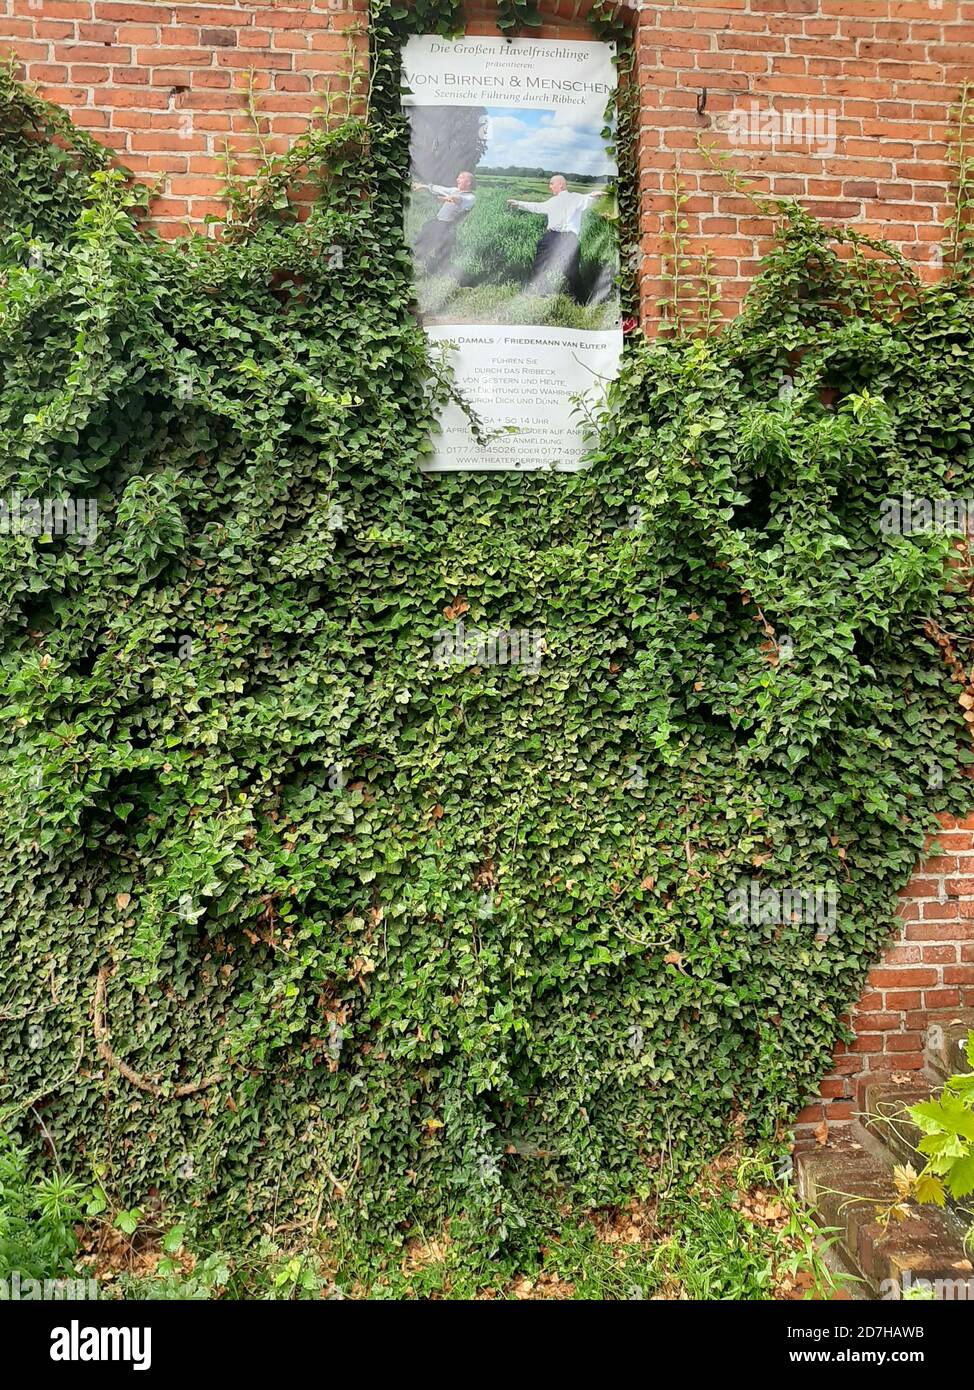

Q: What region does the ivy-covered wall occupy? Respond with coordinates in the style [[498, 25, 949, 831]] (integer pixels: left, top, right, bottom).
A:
[[796, 814, 974, 1148], [1, 0, 973, 1253]]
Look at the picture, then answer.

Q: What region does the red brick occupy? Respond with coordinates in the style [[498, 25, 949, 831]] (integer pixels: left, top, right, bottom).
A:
[[930, 832, 974, 850], [135, 47, 214, 66], [900, 878, 940, 898], [883, 945, 922, 965], [92, 2, 164, 19], [867, 968, 939, 988], [920, 945, 957, 963], [921, 901, 960, 920], [52, 44, 133, 63], [889, 1054, 925, 1071], [906, 922, 970, 940], [924, 988, 962, 1009], [851, 1011, 900, 1032], [129, 131, 207, 152], [100, 87, 169, 107], [27, 0, 89, 15]]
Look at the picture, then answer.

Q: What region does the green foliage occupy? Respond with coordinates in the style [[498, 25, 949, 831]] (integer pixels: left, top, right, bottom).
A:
[[0, 57, 111, 241], [110, 1150, 843, 1301], [0, 1134, 85, 1282], [496, 0, 543, 33], [910, 1032, 974, 1205], [115, 1231, 319, 1302], [0, 5, 973, 1270], [406, 105, 488, 187]]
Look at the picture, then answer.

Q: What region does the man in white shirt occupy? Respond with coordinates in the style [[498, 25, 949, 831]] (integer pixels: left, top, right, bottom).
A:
[[412, 171, 476, 276], [508, 175, 607, 303]]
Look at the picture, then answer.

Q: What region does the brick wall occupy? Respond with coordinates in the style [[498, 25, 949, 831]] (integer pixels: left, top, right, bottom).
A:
[[794, 814, 974, 1148], [634, 0, 970, 322], [1, 3, 967, 289], [0, 0, 365, 237], [1, 0, 973, 1134]]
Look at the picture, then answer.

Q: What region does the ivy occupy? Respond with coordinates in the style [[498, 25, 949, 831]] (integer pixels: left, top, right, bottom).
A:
[[0, 7, 973, 1256]]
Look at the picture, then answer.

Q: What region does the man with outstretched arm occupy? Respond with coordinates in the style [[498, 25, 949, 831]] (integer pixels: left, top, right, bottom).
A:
[[507, 175, 607, 303], [412, 172, 476, 276]]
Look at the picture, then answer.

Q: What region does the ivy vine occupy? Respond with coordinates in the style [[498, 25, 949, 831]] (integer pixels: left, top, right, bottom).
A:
[[0, 6, 973, 1256]]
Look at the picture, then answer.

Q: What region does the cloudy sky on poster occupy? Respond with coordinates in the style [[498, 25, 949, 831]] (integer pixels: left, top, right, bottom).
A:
[[482, 107, 615, 176]]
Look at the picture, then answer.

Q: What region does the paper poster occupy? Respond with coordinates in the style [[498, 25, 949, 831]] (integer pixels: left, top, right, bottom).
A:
[[402, 35, 622, 471]]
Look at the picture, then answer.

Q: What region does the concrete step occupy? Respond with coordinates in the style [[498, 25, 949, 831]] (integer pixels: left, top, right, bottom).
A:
[[924, 1011, 974, 1084], [795, 1139, 973, 1299]]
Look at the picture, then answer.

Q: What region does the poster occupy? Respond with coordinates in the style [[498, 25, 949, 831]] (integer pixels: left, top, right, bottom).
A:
[[401, 35, 622, 472]]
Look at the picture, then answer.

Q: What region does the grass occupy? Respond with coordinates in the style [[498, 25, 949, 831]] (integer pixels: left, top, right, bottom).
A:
[[406, 178, 619, 329], [417, 277, 618, 330]]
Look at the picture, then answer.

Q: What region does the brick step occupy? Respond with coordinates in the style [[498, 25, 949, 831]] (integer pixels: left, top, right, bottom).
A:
[[855, 1077, 930, 1168], [795, 1138, 974, 1299], [923, 1010, 974, 1084]]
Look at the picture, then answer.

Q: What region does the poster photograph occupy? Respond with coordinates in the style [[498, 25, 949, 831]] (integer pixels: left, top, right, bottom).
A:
[[401, 35, 623, 471]]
